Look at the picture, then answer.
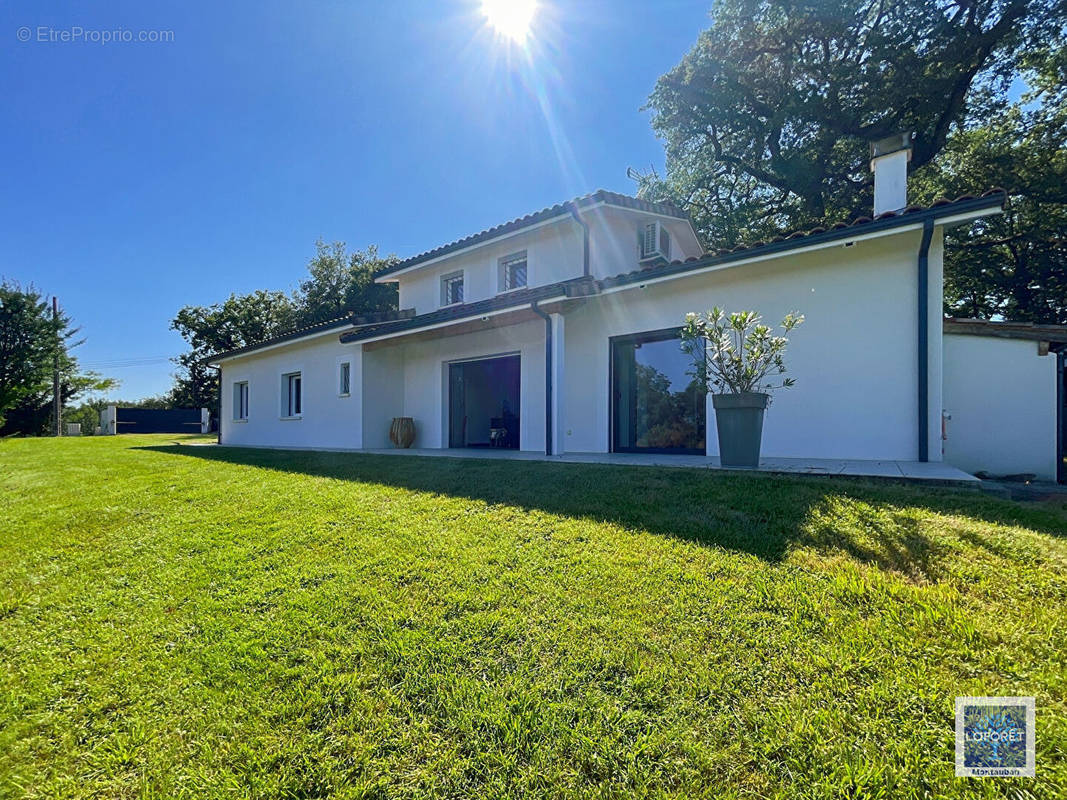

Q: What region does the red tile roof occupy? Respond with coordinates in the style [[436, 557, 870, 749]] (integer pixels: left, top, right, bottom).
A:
[[373, 190, 689, 279]]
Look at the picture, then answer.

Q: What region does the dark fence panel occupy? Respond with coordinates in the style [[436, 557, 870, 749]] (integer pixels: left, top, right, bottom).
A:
[[116, 408, 201, 434]]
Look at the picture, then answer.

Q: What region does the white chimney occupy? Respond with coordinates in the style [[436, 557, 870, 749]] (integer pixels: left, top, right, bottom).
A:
[[870, 132, 913, 216]]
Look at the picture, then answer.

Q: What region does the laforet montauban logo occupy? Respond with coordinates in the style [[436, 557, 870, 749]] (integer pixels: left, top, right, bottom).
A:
[[955, 697, 1035, 778]]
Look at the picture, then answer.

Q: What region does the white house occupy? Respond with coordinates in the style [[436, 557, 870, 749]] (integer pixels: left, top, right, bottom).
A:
[[207, 138, 1063, 482]]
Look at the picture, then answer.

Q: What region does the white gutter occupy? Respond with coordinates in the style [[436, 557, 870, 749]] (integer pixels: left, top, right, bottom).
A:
[[344, 296, 569, 346], [375, 215, 569, 283], [595, 204, 999, 298], [374, 200, 692, 283], [931, 206, 1002, 228], [206, 326, 351, 367]]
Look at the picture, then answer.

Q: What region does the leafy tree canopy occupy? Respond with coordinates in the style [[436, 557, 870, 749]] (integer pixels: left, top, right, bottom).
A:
[[638, 0, 1057, 239], [294, 241, 399, 326], [0, 282, 116, 435], [169, 241, 398, 413], [169, 289, 299, 412], [638, 0, 1066, 321], [912, 45, 1067, 321]]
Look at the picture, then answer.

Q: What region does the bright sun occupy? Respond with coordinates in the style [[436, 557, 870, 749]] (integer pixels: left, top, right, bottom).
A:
[[481, 0, 538, 42]]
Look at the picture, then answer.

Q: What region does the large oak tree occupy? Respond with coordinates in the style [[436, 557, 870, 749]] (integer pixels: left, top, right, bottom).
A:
[[638, 0, 1060, 245], [913, 46, 1067, 321]]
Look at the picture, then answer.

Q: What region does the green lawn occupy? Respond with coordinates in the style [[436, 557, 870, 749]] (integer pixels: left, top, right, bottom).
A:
[[1, 435, 1065, 799]]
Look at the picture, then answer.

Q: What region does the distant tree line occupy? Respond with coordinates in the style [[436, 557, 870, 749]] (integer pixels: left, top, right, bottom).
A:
[[1, 240, 397, 435], [633, 0, 1066, 322]]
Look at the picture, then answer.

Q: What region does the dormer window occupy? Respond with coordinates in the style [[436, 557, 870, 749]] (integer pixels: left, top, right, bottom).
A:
[[499, 251, 527, 292], [441, 271, 464, 306]]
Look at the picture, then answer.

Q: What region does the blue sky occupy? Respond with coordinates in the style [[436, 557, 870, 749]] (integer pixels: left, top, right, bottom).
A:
[[0, 0, 712, 400]]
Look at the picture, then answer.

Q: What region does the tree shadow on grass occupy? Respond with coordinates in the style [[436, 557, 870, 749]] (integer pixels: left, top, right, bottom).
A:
[[137, 444, 1067, 580]]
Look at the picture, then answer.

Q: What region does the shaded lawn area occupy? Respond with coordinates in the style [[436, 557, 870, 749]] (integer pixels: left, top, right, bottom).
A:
[[1, 435, 1065, 798]]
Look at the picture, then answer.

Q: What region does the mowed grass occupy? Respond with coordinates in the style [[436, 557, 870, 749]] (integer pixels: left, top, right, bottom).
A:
[[1, 435, 1065, 799]]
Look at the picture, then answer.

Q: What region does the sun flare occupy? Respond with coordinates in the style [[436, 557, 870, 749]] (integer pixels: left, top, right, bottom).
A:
[[481, 0, 538, 42]]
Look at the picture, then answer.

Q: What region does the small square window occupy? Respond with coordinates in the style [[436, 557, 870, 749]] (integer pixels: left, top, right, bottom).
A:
[[283, 372, 302, 417], [441, 272, 464, 306], [499, 252, 527, 292], [339, 362, 351, 396], [233, 382, 249, 420]]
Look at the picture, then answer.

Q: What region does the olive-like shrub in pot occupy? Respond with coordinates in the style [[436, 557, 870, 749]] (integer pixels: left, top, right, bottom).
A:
[[681, 308, 803, 468]]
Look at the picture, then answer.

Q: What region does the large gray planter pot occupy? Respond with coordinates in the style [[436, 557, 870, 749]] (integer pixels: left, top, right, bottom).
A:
[[712, 392, 770, 468]]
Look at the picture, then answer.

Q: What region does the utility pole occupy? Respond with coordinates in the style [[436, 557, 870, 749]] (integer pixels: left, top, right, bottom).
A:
[[53, 296, 61, 437]]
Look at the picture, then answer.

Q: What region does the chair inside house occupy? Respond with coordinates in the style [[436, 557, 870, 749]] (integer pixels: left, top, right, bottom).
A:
[[489, 413, 519, 448], [448, 355, 521, 449]]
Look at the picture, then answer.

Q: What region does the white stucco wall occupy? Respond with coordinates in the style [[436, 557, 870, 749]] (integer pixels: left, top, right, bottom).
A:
[[563, 227, 944, 460], [393, 205, 703, 314], [587, 205, 703, 280], [363, 319, 547, 451], [943, 334, 1058, 481], [216, 223, 950, 465], [396, 221, 583, 313], [218, 334, 363, 450]]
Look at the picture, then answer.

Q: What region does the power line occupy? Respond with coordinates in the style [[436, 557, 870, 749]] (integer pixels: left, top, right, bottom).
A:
[[82, 356, 176, 368]]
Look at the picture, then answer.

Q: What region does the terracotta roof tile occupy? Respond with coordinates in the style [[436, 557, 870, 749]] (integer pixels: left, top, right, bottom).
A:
[[374, 190, 689, 279], [338, 279, 591, 344], [217, 191, 1007, 357], [944, 317, 1067, 343], [595, 192, 1006, 292], [204, 309, 415, 364]]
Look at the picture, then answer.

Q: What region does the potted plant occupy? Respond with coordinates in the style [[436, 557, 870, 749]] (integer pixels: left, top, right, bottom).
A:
[[681, 308, 803, 468]]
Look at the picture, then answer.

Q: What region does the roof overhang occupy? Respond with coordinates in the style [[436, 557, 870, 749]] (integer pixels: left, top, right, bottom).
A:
[[206, 325, 351, 368], [373, 191, 693, 283], [358, 301, 576, 351], [594, 193, 1005, 297], [205, 310, 415, 366], [374, 214, 571, 283], [210, 194, 1005, 364], [343, 294, 575, 348], [944, 317, 1067, 347]]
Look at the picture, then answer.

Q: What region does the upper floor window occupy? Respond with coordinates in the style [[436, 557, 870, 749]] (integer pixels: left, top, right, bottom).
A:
[[499, 251, 527, 292], [282, 371, 302, 417], [233, 381, 249, 420], [339, 361, 351, 396], [441, 271, 464, 306]]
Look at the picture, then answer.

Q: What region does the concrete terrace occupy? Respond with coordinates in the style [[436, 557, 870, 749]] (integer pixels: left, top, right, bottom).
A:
[[363, 448, 979, 486], [188, 441, 978, 487]]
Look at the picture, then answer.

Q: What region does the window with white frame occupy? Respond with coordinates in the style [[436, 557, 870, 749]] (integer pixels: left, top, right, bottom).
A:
[[499, 251, 527, 292], [282, 372, 302, 417], [441, 271, 464, 306], [233, 381, 249, 420], [339, 361, 351, 396]]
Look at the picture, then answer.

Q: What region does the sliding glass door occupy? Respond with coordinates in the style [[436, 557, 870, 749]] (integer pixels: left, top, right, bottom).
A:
[[448, 355, 521, 449], [611, 329, 706, 454]]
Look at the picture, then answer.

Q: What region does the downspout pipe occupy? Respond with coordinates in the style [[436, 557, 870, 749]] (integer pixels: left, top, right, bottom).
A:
[[1057, 349, 1065, 484], [566, 202, 591, 278], [214, 366, 222, 444], [531, 301, 553, 456], [917, 218, 934, 462]]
